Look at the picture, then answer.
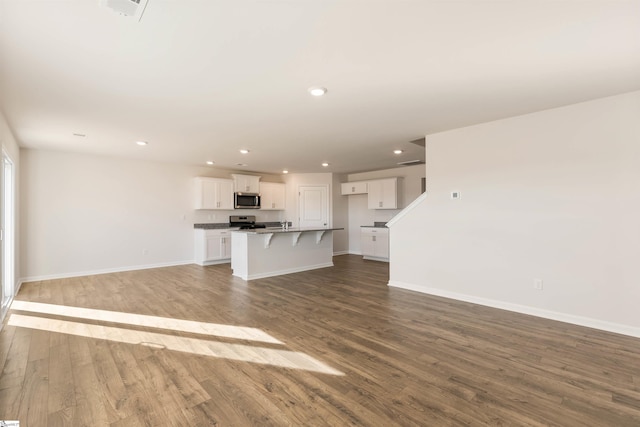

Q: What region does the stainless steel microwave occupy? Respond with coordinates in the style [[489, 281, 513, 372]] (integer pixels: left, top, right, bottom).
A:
[[234, 192, 261, 209]]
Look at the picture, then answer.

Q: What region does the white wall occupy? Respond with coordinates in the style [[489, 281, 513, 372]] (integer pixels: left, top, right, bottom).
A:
[[20, 149, 284, 281], [0, 110, 21, 294], [389, 91, 640, 336], [346, 164, 425, 254]]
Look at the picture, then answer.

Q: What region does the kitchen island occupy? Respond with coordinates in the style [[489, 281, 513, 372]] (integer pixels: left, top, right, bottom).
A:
[[231, 227, 343, 280]]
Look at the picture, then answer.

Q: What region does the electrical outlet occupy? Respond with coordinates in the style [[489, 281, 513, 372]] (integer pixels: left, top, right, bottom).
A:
[[533, 279, 543, 290], [142, 249, 149, 255], [451, 191, 461, 200]]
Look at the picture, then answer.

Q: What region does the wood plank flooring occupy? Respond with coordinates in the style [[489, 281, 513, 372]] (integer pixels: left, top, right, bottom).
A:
[[1, 254, 640, 426]]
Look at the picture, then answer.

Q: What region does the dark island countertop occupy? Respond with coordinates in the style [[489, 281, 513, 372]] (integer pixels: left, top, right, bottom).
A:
[[361, 222, 388, 228], [236, 227, 344, 235]]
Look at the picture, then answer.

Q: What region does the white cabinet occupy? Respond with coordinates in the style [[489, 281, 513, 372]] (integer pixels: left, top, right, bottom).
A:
[[360, 227, 389, 262], [341, 181, 368, 195], [367, 178, 400, 209], [194, 229, 233, 265], [260, 182, 286, 210], [232, 174, 261, 193], [194, 177, 234, 210]]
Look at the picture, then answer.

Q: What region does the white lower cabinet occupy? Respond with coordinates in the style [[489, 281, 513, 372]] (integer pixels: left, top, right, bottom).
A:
[[195, 229, 233, 265], [360, 227, 389, 262]]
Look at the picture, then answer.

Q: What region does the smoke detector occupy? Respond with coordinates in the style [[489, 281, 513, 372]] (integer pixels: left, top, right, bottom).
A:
[[100, 0, 150, 21]]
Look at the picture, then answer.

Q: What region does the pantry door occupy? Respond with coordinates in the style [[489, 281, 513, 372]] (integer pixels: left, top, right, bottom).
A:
[[298, 185, 329, 229]]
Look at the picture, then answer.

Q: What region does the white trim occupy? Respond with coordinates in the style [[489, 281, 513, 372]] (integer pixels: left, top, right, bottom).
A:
[[363, 255, 389, 263], [385, 192, 428, 228], [195, 259, 231, 266], [20, 260, 195, 284], [236, 262, 334, 281], [388, 280, 640, 339], [333, 250, 349, 256]]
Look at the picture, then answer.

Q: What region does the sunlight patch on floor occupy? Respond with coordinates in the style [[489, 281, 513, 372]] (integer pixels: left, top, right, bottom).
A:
[[8, 313, 343, 376], [10, 300, 281, 344]]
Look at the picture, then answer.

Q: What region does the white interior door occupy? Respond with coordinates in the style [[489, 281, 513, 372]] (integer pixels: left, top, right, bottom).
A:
[[298, 185, 329, 228]]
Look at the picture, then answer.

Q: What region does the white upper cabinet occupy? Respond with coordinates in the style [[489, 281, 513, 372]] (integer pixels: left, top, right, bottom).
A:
[[367, 177, 400, 209], [260, 182, 286, 210], [340, 181, 368, 195], [194, 177, 234, 210], [232, 174, 261, 193]]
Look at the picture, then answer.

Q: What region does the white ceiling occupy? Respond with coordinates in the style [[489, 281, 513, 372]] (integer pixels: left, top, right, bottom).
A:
[[1, 1, 639, 174]]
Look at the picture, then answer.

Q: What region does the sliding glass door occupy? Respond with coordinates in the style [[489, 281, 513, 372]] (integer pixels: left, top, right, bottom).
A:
[[1, 151, 15, 321]]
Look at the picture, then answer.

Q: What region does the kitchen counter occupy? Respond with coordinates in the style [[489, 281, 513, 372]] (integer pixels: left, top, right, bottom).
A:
[[242, 227, 344, 234], [361, 221, 388, 228], [194, 221, 284, 230], [231, 228, 343, 280]]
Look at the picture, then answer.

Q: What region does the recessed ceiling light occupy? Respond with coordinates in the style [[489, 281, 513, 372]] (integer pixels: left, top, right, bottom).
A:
[[321, 162, 329, 167], [309, 87, 327, 97], [206, 161, 214, 165], [136, 141, 148, 146], [240, 149, 250, 154], [393, 149, 403, 154], [282, 170, 289, 174]]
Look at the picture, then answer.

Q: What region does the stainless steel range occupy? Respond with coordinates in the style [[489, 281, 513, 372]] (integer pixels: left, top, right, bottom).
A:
[[229, 215, 266, 230]]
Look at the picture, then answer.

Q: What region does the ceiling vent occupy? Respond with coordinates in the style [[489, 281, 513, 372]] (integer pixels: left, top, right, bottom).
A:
[[397, 159, 425, 166], [100, 0, 149, 21]]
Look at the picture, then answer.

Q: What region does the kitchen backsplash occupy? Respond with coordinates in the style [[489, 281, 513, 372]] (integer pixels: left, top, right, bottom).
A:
[[194, 221, 286, 229], [192, 209, 283, 224]]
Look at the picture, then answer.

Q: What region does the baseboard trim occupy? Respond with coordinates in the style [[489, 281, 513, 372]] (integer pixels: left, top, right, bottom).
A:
[[20, 260, 195, 284], [388, 280, 640, 339], [15, 278, 24, 294], [195, 259, 231, 266], [333, 251, 349, 256], [363, 255, 389, 263], [235, 262, 334, 281]]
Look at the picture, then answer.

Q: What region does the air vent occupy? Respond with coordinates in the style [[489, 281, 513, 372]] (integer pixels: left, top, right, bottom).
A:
[[397, 159, 424, 166], [100, 0, 149, 21]]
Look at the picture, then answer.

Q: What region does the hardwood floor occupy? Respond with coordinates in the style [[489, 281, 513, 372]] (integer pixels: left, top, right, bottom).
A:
[[1, 255, 640, 426]]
